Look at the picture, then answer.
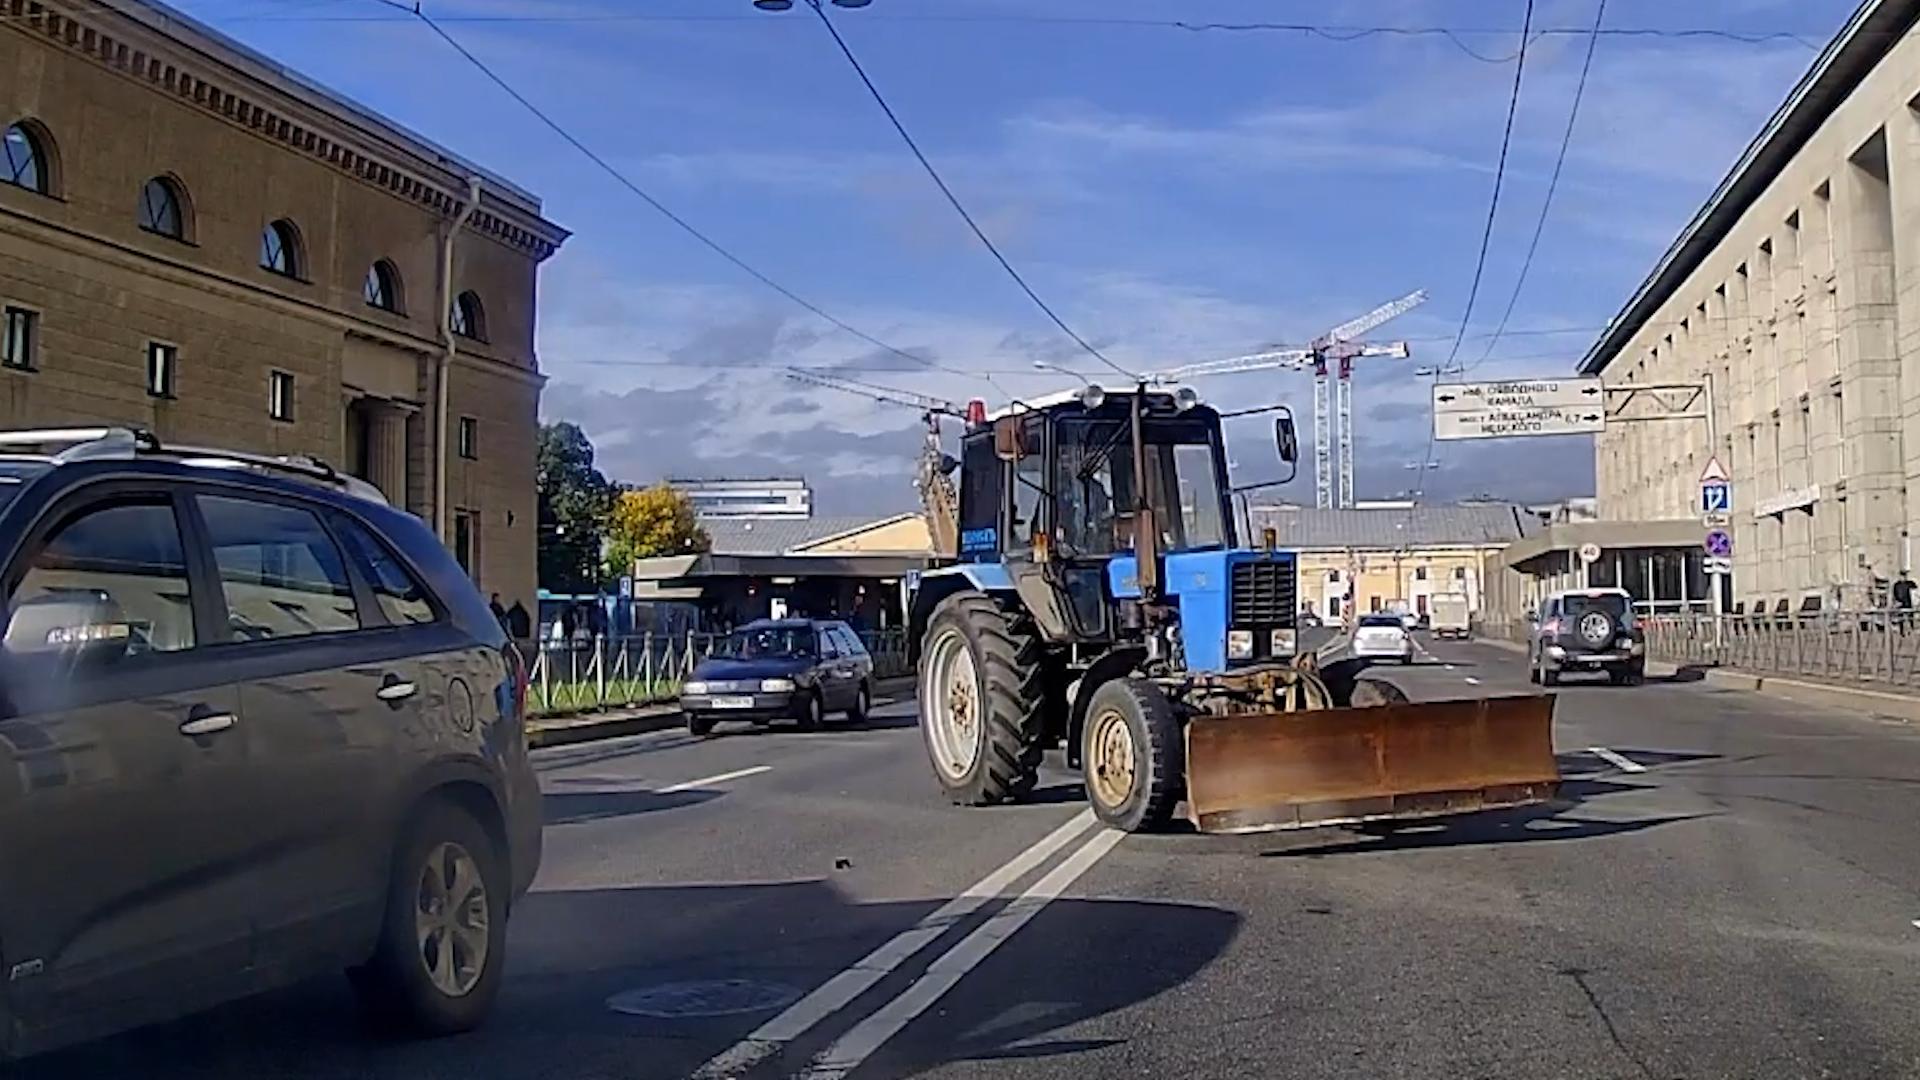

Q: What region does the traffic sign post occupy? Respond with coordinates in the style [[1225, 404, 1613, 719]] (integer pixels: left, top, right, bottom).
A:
[[1697, 452, 1731, 650]]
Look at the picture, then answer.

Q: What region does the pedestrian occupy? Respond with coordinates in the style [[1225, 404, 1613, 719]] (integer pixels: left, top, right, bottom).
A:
[[1895, 572, 1915, 634], [488, 592, 507, 628], [506, 600, 532, 641]]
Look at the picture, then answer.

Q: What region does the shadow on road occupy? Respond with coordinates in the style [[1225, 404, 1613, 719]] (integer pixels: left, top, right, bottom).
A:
[[15, 879, 1237, 1080], [541, 785, 721, 826]]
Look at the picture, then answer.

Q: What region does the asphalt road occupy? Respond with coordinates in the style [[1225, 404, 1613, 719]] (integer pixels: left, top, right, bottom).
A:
[[22, 638, 1920, 1078]]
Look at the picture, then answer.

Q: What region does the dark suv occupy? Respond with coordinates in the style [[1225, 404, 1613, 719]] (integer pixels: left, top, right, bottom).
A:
[[0, 429, 541, 1059], [1527, 588, 1646, 686], [682, 618, 875, 734]]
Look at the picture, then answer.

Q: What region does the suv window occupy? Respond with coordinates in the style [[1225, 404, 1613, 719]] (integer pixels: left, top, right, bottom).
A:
[[818, 627, 842, 659], [1564, 593, 1632, 624], [12, 499, 196, 653], [334, 516, 436, 627], [836, 626, 869, 656], [198, 495, 359, 641]]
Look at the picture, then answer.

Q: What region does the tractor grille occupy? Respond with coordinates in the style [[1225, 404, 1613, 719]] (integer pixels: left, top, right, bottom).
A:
[[1231, 560, 1296, 626]]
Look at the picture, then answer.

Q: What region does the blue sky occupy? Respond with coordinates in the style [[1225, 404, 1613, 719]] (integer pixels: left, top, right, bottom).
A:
[[176, 0, 1859, 513]]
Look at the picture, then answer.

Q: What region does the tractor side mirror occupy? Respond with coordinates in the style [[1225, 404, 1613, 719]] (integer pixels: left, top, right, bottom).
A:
[[993, 417, 1025, 461], [1274, 416, 1299, 464]]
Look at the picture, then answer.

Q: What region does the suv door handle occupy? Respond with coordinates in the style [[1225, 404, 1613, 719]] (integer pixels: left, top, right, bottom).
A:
[[376, 680, 418, 702], [179, 711, 237, 737]]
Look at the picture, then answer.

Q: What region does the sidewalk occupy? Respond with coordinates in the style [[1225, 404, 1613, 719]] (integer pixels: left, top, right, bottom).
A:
[[526, 675, 918, 749], [1476, 635, 1920, 724]]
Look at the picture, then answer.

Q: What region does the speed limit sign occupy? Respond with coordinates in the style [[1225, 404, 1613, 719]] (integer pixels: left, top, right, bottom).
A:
[[1578, 542, 1602, 564]]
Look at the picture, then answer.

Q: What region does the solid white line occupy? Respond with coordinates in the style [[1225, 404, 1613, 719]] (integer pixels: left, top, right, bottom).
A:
[[1588, 746, 1647, 774], [797, 827, 1127, 1080], [656, 765, 771, 794], [687, 810, 1096, 1080]]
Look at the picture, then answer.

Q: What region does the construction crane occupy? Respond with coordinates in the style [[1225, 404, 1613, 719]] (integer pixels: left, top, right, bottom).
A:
[[1147, 290, 1427, 509], [784, 368, 963, 557]]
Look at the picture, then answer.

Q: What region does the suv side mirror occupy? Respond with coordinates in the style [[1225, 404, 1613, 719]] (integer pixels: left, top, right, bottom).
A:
[[1274, 416, 1299, 464], [4, 592, 135, 667]]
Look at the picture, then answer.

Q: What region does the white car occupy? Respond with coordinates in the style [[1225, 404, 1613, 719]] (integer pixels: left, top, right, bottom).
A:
[[1352, 614, 1416, 664]]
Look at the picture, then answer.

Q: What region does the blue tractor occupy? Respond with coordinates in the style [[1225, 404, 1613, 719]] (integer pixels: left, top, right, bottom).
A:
[[905, 384, 1558, 834]]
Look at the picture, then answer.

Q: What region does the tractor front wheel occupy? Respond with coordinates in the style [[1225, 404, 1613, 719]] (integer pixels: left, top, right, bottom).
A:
[[1082, 678, 1183, 833], [919, 592, 1045, 805]]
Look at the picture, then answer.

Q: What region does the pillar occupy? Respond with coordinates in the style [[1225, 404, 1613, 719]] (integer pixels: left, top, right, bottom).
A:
[[363, 399, 412, 507]]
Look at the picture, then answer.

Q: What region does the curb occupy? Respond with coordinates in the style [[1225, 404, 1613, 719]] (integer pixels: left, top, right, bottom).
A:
[[1472, 635, 1919, 722], [526, 675, 920, 750]]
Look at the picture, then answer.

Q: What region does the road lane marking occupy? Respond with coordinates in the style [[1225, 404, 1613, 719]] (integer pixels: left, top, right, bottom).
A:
[[657, 765, 772, 794], [1587, 747, 1646, 774], [797, 827, 1127, 1080], [689, 810, 1096, 1080], [1463, 676, 1481, 685]]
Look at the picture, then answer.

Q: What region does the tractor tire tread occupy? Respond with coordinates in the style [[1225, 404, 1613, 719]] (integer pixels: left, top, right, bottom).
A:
[[934, 593, 1045, 805], [1085, 678, 1182, 833]]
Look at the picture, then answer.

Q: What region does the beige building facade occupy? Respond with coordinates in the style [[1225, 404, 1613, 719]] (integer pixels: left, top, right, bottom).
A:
[[0, 0, 566, 611], [1586, 0, 1920, 615]]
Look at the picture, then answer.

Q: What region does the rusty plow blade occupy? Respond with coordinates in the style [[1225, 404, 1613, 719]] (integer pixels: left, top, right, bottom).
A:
[[1184, 696, 1559, 835]]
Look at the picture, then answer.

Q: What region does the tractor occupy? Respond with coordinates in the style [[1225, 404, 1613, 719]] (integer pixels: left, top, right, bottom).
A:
[[903, 383, 1559, 834]]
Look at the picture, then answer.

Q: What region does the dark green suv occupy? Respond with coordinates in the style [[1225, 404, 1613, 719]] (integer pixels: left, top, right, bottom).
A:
[[0, 429, 542, 1059]]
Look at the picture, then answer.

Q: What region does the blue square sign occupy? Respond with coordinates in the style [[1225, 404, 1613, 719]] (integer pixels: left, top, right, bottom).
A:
[[1701, 481, 1731, 514]]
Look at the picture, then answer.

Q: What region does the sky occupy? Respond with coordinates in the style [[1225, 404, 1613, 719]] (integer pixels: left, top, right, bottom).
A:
[[171, 0, 1862, 515]]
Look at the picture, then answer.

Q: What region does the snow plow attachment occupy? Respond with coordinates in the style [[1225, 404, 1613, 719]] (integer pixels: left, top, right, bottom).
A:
[[1184, 695, 1559, 835]]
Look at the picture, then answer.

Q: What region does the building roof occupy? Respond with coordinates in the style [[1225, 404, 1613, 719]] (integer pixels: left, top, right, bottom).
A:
[[702, 515, 921, 556], [1254, 504, 1539, 551], [1580, 0, 1914, 375]]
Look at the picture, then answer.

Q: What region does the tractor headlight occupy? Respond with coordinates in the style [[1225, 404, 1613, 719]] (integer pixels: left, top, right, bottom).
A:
[[683, 681, 710, 695], [759, 678, 796, 693], [1227, 630, 1254, 660], [1270, 629, 1296, 656]]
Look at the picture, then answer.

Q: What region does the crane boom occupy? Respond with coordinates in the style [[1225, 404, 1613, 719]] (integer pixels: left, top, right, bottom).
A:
[[1314, 289, 1428, 348], [784, 368, 961, 416]]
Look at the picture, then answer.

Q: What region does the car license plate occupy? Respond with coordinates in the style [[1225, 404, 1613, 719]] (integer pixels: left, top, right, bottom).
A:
[[713, 696, 755, 710]]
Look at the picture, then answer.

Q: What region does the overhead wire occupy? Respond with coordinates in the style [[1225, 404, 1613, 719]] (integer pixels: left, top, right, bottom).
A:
[[803, 0, 1134, 381], [358, 0, 996, 388], [1462, 0, 1608, 377]]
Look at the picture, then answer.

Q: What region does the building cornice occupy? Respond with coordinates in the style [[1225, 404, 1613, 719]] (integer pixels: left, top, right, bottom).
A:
[[11, 0, 570, 262]]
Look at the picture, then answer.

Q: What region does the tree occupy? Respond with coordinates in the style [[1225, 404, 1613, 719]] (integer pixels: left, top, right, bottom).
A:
[[604, 483, 711, 580], [536, 421, 615, 594]]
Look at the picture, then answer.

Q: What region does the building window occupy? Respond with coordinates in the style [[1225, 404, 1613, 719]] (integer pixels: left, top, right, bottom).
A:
[[1327, 569, 1341, 583], [453, 510, 475, 575], [3, 306, 36, 370], [259, 219, 303, 277], [146, 341, 176, 398], [138, 176, 187, 240], [1454, 566, 1467, 580], [450, 290, 486, 341], [457, 416, 477, 459], [364, 259, 402, 312], [1415, 566, 1428, 581], [3, 122, 49, 194], [268, 370, 294, 421]]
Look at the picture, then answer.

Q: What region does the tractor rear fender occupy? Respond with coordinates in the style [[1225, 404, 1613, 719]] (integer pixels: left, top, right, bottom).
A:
[[907, 564, 1016, 667], [1065, 646, 1149, 769]]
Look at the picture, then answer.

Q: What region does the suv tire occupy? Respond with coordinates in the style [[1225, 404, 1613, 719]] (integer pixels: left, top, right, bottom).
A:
[[349, 801, 507, 1037]]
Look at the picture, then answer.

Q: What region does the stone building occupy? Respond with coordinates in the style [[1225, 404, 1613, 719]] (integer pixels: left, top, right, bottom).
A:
[[0, 0, 567, 609], [1583, 0, 1920, 614]]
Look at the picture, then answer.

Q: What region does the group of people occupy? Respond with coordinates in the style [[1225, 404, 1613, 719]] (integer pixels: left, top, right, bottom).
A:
[[486, 593, 535, 641]]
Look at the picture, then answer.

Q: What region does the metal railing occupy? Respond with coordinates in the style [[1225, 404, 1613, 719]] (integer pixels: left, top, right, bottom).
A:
[[1475, 611, 1920, 690], [526, 630, 910, 717]]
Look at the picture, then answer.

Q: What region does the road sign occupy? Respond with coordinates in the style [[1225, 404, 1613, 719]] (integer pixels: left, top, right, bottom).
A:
[[618, 575, 634, 599], [1577, 542, 1602, 564], [1700, 456, 1729, 483], [1431, 379, 1607, 441], [1432, 378, 1604, 411], [1703, 511, 1731, 529], [1704, 529, 1733, 558], [1701, 480, 1732, 514], [1432, 407, 1606, 441], [1705, 556, 1733, 575]]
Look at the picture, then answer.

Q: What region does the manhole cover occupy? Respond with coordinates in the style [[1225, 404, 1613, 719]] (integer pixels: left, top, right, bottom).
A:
[[606, 979, 803, 1018]]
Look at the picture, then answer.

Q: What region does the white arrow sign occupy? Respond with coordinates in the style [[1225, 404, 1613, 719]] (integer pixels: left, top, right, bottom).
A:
[[1432, 378, 1605, 413], [1434, 407, 1606, 441]]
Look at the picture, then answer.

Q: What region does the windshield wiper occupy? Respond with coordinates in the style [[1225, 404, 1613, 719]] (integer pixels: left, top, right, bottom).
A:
[[1077, 423, 1130, 482]]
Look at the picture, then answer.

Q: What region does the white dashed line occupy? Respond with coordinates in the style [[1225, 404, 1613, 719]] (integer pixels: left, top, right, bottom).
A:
[[1910, 919, 1920, 930], [1463, 676, 1481, 685], [1587, 746, 1647, 774], [656, 765, 772, 794]]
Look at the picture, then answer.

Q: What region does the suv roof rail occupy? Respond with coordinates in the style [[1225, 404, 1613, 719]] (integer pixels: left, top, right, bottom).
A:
[[0, 426, 389, 505]]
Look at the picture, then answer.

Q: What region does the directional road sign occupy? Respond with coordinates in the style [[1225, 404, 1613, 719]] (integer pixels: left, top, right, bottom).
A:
[[1704, 529, 1733, 559], [1432, 379, 1607, 441], [1701, 481, 1732, 514]]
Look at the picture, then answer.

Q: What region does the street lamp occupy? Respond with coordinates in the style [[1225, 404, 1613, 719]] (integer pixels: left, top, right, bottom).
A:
[[1033, 360, 1106, 408]]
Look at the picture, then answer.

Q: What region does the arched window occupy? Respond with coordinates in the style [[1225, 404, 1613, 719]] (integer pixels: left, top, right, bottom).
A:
[[363, 259, 402, 313], [450, 290, 486, 341], [138, 176, 188, 240], [259, 219, 303, 278], [3, 122, 49, 194]]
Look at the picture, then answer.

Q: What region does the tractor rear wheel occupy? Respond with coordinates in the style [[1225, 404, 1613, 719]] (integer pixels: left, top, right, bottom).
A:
[[1082, 678, 1182, 833], [919, 592, 1045, 805]]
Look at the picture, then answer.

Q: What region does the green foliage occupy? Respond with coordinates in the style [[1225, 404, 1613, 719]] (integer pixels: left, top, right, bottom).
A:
[[536, 422, 615, 593], [603, 484, 711, 580]]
